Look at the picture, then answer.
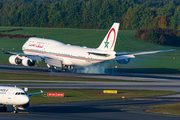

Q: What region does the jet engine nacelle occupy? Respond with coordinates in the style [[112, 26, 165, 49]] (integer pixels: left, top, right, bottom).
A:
[[9, 55, 22, 65], [22, 58, 35, 67], [17, 102, 30, 110], [116, 59, 130, 64]]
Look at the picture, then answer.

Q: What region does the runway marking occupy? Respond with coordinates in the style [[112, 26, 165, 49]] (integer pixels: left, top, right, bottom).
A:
[[23, 113, 96, 120], [128, 111, 180, 118], [10, 112, 29, 114], [111, 100, 154, 105], [99, 101, 149, 106], [133, 98, 180, 101]]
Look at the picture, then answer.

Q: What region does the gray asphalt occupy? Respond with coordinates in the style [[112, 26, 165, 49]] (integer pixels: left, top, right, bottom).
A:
[[1, 64, 180, 119], [1, 98, 180, 120], [1, 64, 180, 95]]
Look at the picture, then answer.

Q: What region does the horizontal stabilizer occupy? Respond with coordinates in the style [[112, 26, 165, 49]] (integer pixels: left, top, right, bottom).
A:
[[88, 52, 110, 57]]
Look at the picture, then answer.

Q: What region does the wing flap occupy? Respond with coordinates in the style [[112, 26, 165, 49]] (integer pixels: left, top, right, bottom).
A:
[[45, 58, 62, 67]]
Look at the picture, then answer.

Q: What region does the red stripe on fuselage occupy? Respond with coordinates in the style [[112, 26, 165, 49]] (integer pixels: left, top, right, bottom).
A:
[[23, 50, 105, 62]]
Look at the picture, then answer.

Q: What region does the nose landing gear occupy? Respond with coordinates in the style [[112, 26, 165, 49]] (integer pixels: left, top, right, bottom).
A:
[[13, 105, 18, 113]]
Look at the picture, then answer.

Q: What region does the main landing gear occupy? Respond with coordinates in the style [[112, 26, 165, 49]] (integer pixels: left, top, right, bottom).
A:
[[47, 64, 75, 72], [0, 105, 7, 112], [47, 64, 57, 72], [62, 65, 74, 72]]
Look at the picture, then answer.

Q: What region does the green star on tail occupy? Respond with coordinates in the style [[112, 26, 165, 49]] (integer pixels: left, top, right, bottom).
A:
[[104, 40, 109, 48]]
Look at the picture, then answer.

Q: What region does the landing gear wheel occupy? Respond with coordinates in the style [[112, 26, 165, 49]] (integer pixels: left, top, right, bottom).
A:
[[14, 110, 18, 113], [1, 106, 7, 112], [63, 65, 74, 72], [49, 66, 56, 72], [3, 107, 7, 112]]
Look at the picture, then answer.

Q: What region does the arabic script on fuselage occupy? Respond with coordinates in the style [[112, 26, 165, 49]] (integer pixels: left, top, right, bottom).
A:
[[29, 44, 44, 48]]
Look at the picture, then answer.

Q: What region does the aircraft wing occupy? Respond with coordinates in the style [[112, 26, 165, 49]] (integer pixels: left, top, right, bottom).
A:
[[116, 49, 176, 56], [27, 90, 43, 96], [3, 50, 43, 61], [3, 50, 64, 66], [114, 49, 176, 61], [2, 50, 27, 56]]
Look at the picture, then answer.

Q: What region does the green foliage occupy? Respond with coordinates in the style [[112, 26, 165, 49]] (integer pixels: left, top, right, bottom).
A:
[[0, 0, 132, 29], [135, 28, 180, 46], [157, 5, 175, 18], [147, 29, 157, 42], [122, 7, 132, 30], [1, 0, 180, 30]]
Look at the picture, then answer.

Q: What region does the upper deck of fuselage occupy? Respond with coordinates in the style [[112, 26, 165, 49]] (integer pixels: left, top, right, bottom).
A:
[[27, 37, 65, 46], [0, 86, 25, 93]]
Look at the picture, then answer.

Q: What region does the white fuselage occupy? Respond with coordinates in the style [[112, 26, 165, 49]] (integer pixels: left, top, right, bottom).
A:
[[0, 86, 29, 106], [22, 37, 116, 66]]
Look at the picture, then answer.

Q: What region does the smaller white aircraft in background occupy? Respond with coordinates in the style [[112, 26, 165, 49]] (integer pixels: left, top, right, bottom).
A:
[[3, 23, 176, 72], [0, 86, 43, 113]]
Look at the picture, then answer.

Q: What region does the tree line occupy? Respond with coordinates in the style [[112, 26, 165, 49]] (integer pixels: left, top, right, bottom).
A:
[[1, 0, 180, 30], [135, 28, 180, 46]]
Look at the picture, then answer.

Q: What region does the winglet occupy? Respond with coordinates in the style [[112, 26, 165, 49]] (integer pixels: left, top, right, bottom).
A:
[[2, 50, 7, 54], [97, 23, 120, 51]]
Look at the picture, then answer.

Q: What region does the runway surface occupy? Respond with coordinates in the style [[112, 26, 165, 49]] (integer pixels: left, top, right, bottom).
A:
[[1, 64, 180, 82], [1, 64, 180, 119], [1, 64, 180, 95], [1, 98, 180, 120]]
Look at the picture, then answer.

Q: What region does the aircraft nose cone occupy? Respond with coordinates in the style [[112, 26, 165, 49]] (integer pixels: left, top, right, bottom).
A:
[[21, 96, 30, 104]]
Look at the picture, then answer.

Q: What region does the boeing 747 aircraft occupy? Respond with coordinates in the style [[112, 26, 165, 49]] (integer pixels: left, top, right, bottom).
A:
[[3, 23, 175, 71], [0, 86, 43, 113]]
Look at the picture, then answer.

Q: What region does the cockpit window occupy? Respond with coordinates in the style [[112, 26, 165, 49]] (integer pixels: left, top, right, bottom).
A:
[[21, 93, 26, 95], [15, 92, 26, 95]]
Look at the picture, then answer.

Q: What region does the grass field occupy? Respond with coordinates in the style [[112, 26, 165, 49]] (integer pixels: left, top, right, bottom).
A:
[[27, 89, 178, 105], [146, 103, 180, 115], [0, 73, 143, 83], [0, 26, 180, 73]]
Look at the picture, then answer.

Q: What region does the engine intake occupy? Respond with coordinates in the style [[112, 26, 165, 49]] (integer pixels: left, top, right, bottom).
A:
[[9, 55, 22, 65], [22, 58, 35, 66], [17, 102, 30, 110]]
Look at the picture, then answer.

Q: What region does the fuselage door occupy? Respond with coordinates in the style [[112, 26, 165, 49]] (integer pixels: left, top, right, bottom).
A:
[[7, 91, 11, 99]]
